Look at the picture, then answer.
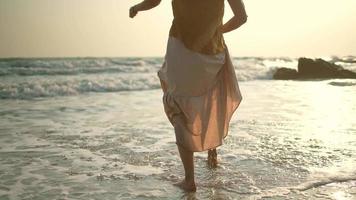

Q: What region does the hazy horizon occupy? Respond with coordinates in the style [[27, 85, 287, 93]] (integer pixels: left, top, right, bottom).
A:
[[1, 0, 356, 58]]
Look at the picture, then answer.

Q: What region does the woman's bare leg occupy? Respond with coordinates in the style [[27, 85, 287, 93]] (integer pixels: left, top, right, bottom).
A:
[[207, 148, 218, 168], [174, 145, 196, 192]]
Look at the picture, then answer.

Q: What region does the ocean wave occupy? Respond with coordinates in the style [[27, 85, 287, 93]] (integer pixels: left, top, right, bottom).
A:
[[0, 57, 163, 76], [1, 57, 354, 79], [234, 64, 278, 81], [1, 57, 355, 99], [0, 74, 160, 99], [294, 175, 356, 191], [330, 55, 356, 63], [0, 66, 152, 76], [232, 57, 297, 81]]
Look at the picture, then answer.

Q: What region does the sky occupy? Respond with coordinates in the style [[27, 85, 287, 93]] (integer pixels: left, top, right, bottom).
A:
[[0, 0, 355, 58]]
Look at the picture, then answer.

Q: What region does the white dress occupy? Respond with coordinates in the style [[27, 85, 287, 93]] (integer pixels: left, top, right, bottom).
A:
[[157, 36, 242, 152]]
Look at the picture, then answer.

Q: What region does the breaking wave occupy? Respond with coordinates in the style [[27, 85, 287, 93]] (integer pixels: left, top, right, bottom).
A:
[[0, 56, 355, 99], [0, 74, 160, 99]]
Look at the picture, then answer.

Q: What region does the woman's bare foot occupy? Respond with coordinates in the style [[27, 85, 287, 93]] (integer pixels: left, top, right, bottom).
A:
[[207, 149, 218, 168], [173, 179, 196, 192]]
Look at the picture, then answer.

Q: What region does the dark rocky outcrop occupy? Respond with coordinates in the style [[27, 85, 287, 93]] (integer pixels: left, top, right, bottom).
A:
[[273, 57, 356, 80], [273, 68, 298, 80]]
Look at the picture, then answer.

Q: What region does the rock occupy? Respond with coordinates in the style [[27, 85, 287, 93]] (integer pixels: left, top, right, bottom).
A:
[[273, 68, 298, 80], [298, 58, 356, 79], [272, 57, 356, 80], [338, 69, 356, 79]]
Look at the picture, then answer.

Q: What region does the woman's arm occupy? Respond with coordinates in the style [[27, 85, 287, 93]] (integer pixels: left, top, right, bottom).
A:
[[129, 0, 161, 18], [221, 0, 248, 33]]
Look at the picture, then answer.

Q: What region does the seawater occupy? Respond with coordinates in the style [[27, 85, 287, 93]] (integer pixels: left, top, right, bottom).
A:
[[2, 56, 355, 100], [0, 57, 355, 199]]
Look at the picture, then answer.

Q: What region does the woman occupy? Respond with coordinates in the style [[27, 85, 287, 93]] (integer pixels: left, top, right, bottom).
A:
[[129, 0, 247, 192]]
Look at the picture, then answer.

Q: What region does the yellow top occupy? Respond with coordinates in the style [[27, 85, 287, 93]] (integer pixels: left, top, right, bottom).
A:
[[169, 0, 225, 55]]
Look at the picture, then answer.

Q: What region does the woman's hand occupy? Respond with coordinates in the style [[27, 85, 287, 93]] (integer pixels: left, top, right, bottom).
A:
[[129, 0, 161, 19], [129, 6, 138, 18]]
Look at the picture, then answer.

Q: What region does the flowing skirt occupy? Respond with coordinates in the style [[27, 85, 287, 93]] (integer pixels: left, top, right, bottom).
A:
[[157, 36, 242, 152]]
